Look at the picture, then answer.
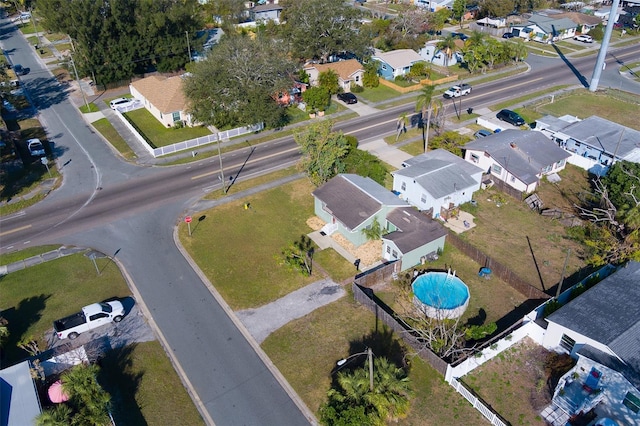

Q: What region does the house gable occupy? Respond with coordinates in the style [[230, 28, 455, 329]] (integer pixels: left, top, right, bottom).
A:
[[304, 59, 364, 91], [130, 75, 187, 115], [383, 207, 447, 254]]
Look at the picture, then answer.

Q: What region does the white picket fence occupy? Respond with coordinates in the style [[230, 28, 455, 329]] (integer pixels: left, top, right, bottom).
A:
[[450, 378, 509, 426]]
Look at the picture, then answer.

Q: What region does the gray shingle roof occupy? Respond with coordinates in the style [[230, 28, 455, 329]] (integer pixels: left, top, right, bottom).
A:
[[548, 261, 640, 372], [395, 149, 483, 199], [383, 208, 447, 253], [528, 14, 577, 33], [464, 130, 571, 184], [312, 174, 407, 230], [560, 116, 640, 163], [373, 49, 424, 70]]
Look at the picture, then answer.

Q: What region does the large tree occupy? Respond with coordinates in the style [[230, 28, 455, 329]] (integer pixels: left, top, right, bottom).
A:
[[280, 0, 368, 62], [183, 34, 297, 129], [35, 0, 202, 85], [295, 120, 349, 185]]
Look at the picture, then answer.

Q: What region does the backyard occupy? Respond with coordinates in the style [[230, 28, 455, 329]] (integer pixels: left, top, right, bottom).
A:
[[0, 250, 203, 425]]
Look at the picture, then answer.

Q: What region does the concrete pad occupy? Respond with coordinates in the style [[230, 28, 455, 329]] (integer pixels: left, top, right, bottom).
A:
[[441, 210, 476, 234], [358, 138, 412, 169], [236, 278, 345, 343]]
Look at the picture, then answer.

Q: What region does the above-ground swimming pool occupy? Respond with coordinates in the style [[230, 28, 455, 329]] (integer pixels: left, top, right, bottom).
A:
[[412, 271, 470, 319]]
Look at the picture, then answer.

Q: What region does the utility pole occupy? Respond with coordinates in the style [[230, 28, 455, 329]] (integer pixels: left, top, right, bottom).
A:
[[186, 31, 192, 63], [589, 0, 620, 92], [367, 347, 374, 392], [70, 53, 89, 110], [217, 136, 227, 193]]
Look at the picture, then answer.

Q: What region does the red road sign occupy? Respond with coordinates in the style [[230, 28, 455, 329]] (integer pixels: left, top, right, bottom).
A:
[[185, 216, 192, 223]]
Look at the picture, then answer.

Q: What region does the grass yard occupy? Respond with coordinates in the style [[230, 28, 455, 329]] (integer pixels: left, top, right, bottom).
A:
[[459, 165, 592, 294], [262, 291, 487, 424], [463, 338, 556, 426], [98, 341, 204, 426], [528, 89, 640, 130], [92, 117, 137, 160], [123, 108, 212, 147], [356, 84, 402, 104], [0, 252, 130, 365], [180, 178, 320, 310]]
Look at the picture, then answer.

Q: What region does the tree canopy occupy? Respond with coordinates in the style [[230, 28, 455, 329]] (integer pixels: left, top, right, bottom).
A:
[[183, 34, 297, 129], [295, 120, 349, 185], [280, 0, 369, 62], [36, 0, 203, 85]]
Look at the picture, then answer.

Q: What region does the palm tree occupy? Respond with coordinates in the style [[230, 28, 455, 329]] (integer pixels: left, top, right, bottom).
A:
[[466, 30, 486, 48], [416, 85, 435, 153], [435, 35, 458, 67], [395, 112, 408, 142], [35, 405, 72, 426], [61, 364, 111, 426]]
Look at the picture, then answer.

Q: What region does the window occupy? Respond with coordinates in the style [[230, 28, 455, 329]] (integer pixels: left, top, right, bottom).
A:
[[401, 182, 406, 191], [172, 112, 181, 122], [559, 334, 575, 352], [381, 64, 387, 70], [392, 250, 398, 259], [556, 159, 565, 168], [471, 153, 480, 163], [421, 193, 426, 203], [89, 313, 109, 321], [386, 246, 391, 254], [491, 164, 503, 175], [510, 176, 516, 183], [623, 392, 640, 413], [542, 165, 552, 173]]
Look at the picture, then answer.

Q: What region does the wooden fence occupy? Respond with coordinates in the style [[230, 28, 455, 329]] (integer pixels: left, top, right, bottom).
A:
[[353, 261, 399, 288], [377, 74, 459, 93], [445, 232, 550, 300]]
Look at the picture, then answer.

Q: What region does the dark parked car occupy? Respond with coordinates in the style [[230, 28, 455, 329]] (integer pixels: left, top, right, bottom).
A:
[[337, 92, 357, 104], [496, 109, 525, 126], [13, 64, 29, 76], [450, 32, 469, 41], [474, 129, 493, 138], [502, 32, 515, 39]]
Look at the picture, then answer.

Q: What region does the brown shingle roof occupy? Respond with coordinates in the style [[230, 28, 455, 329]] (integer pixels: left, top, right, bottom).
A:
[[554, 11, 602, 26], [307, 59, 364, 80], [130, 75, 187, 113]]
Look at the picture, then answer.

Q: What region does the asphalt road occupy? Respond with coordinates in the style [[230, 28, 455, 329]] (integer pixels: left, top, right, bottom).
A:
[[1, 10, 639, 425]]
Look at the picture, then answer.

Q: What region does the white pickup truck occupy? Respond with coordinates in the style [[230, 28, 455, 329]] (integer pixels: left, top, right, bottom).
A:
[[443, 84, 472, 98], [53, 301, 125, 340]]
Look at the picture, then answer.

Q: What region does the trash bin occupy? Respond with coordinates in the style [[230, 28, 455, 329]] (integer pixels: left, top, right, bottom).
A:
[[467, 107, 474, 115]]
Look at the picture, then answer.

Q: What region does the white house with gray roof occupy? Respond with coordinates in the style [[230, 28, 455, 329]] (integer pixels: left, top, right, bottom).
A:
[[511, 13, 577, 42], [372, 49, 425, 80], [312, 174, 408, 248], [393, 149, 484, 219], [543, 261, 640, 425], [535, 115, 640, 176], [463, 129, 571, 194]]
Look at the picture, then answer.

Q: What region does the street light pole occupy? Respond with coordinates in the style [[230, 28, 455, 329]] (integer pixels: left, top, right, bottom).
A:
[[186, 31, 192, 63]]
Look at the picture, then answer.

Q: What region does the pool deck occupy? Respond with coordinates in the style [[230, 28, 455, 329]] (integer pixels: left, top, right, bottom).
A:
[[441, 211, 476, 234]]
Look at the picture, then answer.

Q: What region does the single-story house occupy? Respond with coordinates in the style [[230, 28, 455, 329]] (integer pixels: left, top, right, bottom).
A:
[[543, 261, 640, 424], [0, 361, 42, 425], [312, 174, 409, 248], [414, 0, 453, 12], [463, 129, 571, 194], [553, 11, 603, 33], [303, 59, 365, 92], [535, 115, 640, 176], [372, 49, 426, 80], [511, 13, 577, 42], [249, 2, 283, 23], [419, 39, 464, 67], [382, 207, 447, 270], [129, 75, 193, 128], [393, 149, 484, 219]]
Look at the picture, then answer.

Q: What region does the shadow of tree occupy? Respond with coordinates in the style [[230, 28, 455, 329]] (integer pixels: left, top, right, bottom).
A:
[[347, 326, 409, 371], [97, 344, 147, 426], [1, 293, 51, 365]]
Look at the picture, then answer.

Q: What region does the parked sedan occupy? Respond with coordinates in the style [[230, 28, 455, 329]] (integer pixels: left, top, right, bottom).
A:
[[496, 109, 525, 127], [337, 92, 357, 104], [109, 97, 134, 110], [502, 32, 515, 39], [27, 138, 45, 157]]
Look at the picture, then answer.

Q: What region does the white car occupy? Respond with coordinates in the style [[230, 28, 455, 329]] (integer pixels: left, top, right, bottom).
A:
[[109, 97, 134, 110], [27, 138, 45, 157], [574, 34, 593, 43]]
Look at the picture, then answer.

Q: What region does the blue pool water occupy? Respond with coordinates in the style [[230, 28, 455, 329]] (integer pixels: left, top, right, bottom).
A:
[[412, 272, 470, 310]]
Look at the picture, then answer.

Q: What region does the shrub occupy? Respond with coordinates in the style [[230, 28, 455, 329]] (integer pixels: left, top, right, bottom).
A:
[[351, 84, 364, 93]]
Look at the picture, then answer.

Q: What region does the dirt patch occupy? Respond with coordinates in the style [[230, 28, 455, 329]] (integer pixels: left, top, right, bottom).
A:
[[463, 338, 557, 426], [331, 233, 382, 268], [306, 216, 325, 231]]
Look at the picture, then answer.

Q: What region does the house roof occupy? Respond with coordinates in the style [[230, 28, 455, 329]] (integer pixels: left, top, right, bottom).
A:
[[559, 116, 640, 163], [536, 114, 581, 132], [548, 261, 640, 373], [373, 49, 424, 70], [464, 130, 571, 184], [305, 59, 364, 81], [312, 174, 408, 230], [553, 11, 602, 26], [130, 75, 187, 114], [528, 14, 577, 33], [251, 3, 283, 12], [0, 361, 41, 425], [382, 207, 447, 254], [395, 148, 483, 199]]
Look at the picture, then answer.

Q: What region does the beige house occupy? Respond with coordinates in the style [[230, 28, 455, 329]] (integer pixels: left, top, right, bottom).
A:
[[304, 59, 364, 93], [129, 75, 192, 127]]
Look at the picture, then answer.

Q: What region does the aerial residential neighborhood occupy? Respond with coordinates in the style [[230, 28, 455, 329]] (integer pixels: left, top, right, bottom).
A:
[[1, 0, 639, 425]]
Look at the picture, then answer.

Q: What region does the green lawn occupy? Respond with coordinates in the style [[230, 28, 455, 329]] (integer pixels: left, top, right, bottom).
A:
[[45, 33, 69, 42], [356, 84, 402, 103], [92, 117, 137, 160], [180, 178, 319, 310], [123, 108, 212, 148]]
